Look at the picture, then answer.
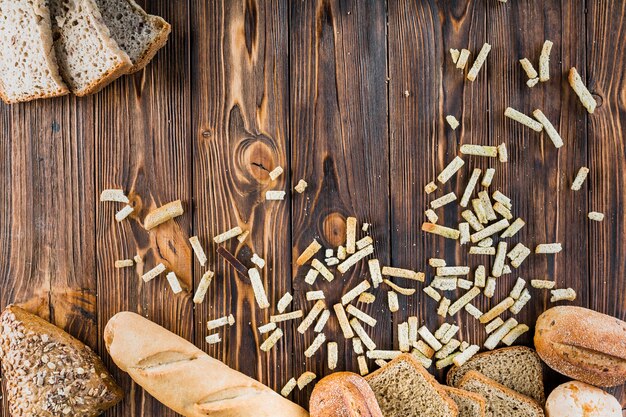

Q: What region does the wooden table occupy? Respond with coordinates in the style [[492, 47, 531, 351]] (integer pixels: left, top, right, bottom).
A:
[[1, 0, 624, 415]]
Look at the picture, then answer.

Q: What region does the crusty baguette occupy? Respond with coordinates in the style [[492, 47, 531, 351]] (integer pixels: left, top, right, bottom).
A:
[[310, 372, 383, 417], [0, 305, 123, 416], [534, 306, 626, 387], [104, 311, 309, 417]]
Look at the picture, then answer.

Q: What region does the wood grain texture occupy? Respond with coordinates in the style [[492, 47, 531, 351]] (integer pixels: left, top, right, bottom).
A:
[[289, 0, 390, 405], [190, 0, 292, 391], [1, 1, 626, 415], [587, 0, 626, 403]]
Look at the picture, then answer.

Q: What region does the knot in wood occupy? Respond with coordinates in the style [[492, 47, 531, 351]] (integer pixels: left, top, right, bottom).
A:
[[323, 212, 347, 247]]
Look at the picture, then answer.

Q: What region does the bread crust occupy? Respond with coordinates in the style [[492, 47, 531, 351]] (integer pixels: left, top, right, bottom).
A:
[[458, 371, 544, 416], [534, 306, 626, 387], [310, 372, 383, 417], [104, 311, 309, 417], [0, 305, 123, 416], [445, 345, 545, 404], [442, 386, 486, 417], [365, 353, 459, 417]]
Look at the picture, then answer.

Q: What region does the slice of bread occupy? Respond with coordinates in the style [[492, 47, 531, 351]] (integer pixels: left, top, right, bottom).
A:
[[446, 346, 545, 404], [0, 0, 69, 103], [365, 353, 459, 417], [95, 0, 171, 73], [458, 371, 544, 417], [49, 0, 132, 96], [444, 386, 486, 417]]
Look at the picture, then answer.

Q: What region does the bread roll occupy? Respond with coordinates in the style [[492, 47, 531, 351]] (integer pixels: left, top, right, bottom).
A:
[[545, 381, 621, 417], [309, 372, 383, 417], [534, 306, 626, 386], [104, 311, 308, 417]]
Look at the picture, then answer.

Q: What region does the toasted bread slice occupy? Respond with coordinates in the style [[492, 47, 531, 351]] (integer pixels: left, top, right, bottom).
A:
[[95, 0, 170, 73], [0, 0, 69, 103], [444, 386, 486, 417], [49, 0, 132, 95], [458, 371, 544, 417], [446, 346, 545, 404], [0, 305, 123, 416], [365, 353, 458, 417]]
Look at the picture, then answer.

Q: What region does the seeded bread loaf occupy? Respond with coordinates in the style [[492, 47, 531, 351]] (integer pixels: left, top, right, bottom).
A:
[[0, 0, 68, 103], [365, 354, 458, 417], [0, 305, 123, 417], [458, 371, 544, 417], [49, 0, 132, 95], [95, 0, 170, 73], [446, 346, 545, 404]]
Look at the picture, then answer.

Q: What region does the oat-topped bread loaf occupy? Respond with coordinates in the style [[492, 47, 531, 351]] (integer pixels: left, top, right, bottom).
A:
[[365, 354, 458, 417], [446, 346, 545, 404], [0, 305, 123, 417], [0, 0, 68, 103], [49, 0, 131, 95], [94, 0, 170, 73]]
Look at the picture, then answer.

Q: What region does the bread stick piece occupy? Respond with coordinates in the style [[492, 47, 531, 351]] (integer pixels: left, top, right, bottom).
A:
[[571, 166, 590, 191], [502, 324, 529, 346], [327, 342, 338, 370], [346, 216, 357, 254], [207, 314, 235, 331], [480, 297, 515, 323], [437, 297, 451, 317], [519, 58, 538, 79], [297, 300, 326, 333], [193, 270, 214, 304], [382, 266, 424, 282], [474, 265, 486, 287], [434, 323, 452, 340], [531, 279, 556, 289], [341, 280, 371, 305], [437, 156, 465, 184], [312, 259, 335, 282], [314, 309, 331, 333], [398, 322, 410, 352], [387, 291, 399, 313], [453, 344, 480, 367], [568, 67, 597, 113], [271, 310, 304, 324], [213, 226, 243, 243], [498, 143, 508, 163], [337, 245, 374, 274], [429, 258, 446, 267], [346, 305, 377, 327], [368, 259, 383, 288], [550, 288, 577, 302], [260, 328, 284, 352], [357, 356, 369, 376], [418, 326, 443, 351], [446, 115, 460, 130], [456, 49, 471, 70], [509, 278, 527, 299], [509, 288, 531, 314], [462, 210, 484, 231], [484, 277, 496, 298], [189, 236, 207, 266], [297, 371, 316, 389], [470, 219, 510, 243], [472, 199, 488, 224], [465, 304, 483, 319], [478, 191, 497, 221], [460, 168, 482, 208], [539, 40, 553, 82], [485, 317, 504, 334], [484, 318, 518, 350], [492, 242, 508, 277], [269, 166, 283, 181], [258, 322, 277, 334], [588, 211, 605, 222], [296, 239, 322, 265], [306, 290, 325, 301], [115, 205, 134, 222], [424, 181, 438, 194], [423, 286, 442, 302], [422, 223, 461, 240], [115, 259, 134, 268], [142, 263, 166, 282], [304, 333, 326, 358], [435, 339, 461, 359], [425, 209, 439, 224], [276, 292, 293, 313], [281, 378, 297, 397], [500, 218, 525, 238], [535, 243, 562, 254], [431, 192, 457, 210], [504, 107, 543, 132], [333, 303, 354, 339], [366, 350, 403, 360], [294, 179, 308, 193], [481, 168, 495, 187], [450, 48, 460, 63], [304, 269, 320, 285], [448, 287, 481, 315], [533, 109, 564, 148], [350, 318, 376, 351], [356, 236, 373, 250], [100, 189, 129, 203], [467, 43, 491, 81], [469, 247, 496, 255], [265, 190, 286, 200]]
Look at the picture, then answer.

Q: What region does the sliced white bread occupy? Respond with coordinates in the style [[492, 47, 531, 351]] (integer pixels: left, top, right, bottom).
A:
[[49, 0, 132, 96], [443, 386, 486, 417], [446, 346, 545, 404], [0, 0, 68, 103], [458, 371, 544, 417], [365, 353, 459, 417], [95, 0, 170, 73]]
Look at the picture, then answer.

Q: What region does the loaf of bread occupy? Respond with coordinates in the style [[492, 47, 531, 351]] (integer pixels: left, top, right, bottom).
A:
[[0, 0, 69, 103], [309, 372, 383, 417], [49, 0, 132, 95], [0, 305, 123, 416], [104, 311, 309, 417], [534, 306, 626, 387], [545, 381, 621, 417], [95, 0, 171, 73]]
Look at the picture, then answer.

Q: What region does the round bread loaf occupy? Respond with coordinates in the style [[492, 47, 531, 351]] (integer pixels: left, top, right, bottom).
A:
[[534, 306, 626, 386], [545, 381, 621, 417], [309, 372, 383, 417]]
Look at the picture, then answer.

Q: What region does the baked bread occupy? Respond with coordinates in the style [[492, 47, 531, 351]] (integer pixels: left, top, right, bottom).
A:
[[535, 306, 626, 387], [0, 305, 123, 416], [545, 381, 621, 417], [458, 371, 544, 417], [49, 0, 132, 95], [104, 311, 309, 417], [365, 354, 458, 417], [443, 386, 486, 417], [0, 0, 68, 103], [95, 0, 171, 73], [310, 372, 383, 417], [446, 346, 545, 404]]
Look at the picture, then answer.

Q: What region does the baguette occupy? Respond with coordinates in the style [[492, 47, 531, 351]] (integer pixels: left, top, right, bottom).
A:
[[534, 306, 626, 387], [310, 372, 383, 417], [104, 312, 308, 417]]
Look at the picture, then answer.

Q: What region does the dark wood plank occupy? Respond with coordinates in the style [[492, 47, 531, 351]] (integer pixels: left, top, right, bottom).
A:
[[190, 0, 292, 393], [487, 0, 589, 392], [290, 0, 390, 406], [587, 0, 626, 405], [95, 2, 192, 416], [388, 0, 489, 381], [0, 94, 97, 413]]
